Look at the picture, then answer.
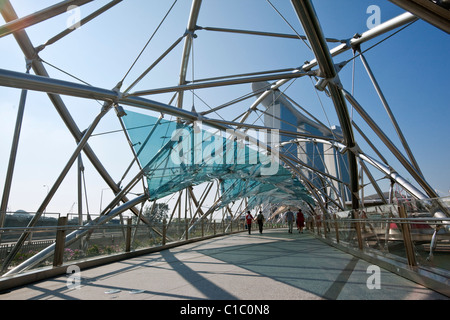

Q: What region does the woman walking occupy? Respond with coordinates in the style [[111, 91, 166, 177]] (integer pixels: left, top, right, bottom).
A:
[[246, 211, 254, 234], [296, 209, 305, 233]]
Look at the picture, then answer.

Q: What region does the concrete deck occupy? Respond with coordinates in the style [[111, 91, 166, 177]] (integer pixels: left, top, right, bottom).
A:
[[0, 229, 448, 300]]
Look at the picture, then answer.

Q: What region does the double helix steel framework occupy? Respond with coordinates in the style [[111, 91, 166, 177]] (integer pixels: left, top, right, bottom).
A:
[[0, 0, 449, 278]]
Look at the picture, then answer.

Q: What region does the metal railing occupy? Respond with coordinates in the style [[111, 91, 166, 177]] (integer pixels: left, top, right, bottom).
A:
[[0, 214, 285, 277], [308, 200, 450, 275], [1, 197, 448, 296]]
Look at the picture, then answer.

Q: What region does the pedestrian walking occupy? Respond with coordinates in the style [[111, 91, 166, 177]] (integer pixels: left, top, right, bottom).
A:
[[285, 209, 295, 233], [245, 211, 254, 234], [256, 211, 265, 234], [296, 209, 305, 233]]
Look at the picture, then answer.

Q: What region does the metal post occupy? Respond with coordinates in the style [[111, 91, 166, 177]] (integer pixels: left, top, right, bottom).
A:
[[2, 104, 112, 272], [398, 205, 418, 267], [0, 65, 29, 234], [162, 218, 167, 246], [353, 210, 364, 250], [178, 191, 182, 237], [315, 216, 320, 235], [125, 218, 132, 252], [333, 213, 340, 243], [53, 216, 68, 267], [0, 0, 94, 38], [201, 217, 204, 237], [4, 193, 149, 276], [77, 155, 83, 226]]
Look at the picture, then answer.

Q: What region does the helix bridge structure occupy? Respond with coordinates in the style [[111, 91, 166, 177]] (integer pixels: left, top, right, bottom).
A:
[[0, 0, 449, 294]]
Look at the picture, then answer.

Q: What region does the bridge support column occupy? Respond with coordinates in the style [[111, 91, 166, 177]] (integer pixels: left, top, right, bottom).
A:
[[53, 216, 68, 267]]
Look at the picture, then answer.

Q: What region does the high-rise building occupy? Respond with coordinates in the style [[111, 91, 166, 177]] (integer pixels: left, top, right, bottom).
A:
[[252, 82, 351, 202]]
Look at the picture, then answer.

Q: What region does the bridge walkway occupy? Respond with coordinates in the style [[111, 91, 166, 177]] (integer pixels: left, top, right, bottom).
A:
[[0, 229, 447, 300]]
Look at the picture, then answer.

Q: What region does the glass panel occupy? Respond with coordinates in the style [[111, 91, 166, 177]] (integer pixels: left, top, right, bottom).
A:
[[320, 199, 450, 273], [122, 109, 313, 207]]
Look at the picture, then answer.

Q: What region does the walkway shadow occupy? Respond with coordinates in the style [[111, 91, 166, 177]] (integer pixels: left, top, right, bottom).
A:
[[160, 250, 238, 300], [194, 231, 444, 300], [194, 232, 339, 299]]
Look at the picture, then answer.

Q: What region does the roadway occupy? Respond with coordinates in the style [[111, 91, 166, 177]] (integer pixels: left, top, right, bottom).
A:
[[0, 229, 448, 300]]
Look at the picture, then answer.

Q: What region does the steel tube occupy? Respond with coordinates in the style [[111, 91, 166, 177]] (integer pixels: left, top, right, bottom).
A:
[[177, 0, 202, 108], [359, 160, 388, 204], [77, 155, 83, 228], [204, 118, 333, 141], [359, 52, 423, 176], [342, 88, 439, 200], [0, 0, 149, 228], [199, 25, 342, 43], [0, 74, 29, 231], [0, 68, 291, 137], [291, 0, 360, 211], [238, 78, 293, 124], [360, 154, 428, 201], [186, 67, 298, 85], [352, 121, 388, 165], [0, 67, 335, 212], [282, 156, 330, 214], [0, 0, 93, 38], [3, 193, 149, 276], [0, 68, 118, 101], [200, 12, 417, 131], [124, 34, 185, 94], [302, 12, 418, 72], [41, 0, 123, 48], [282, 137, 429, 201], [0, 3, 428, 220], [1, 104, 112, 272], [0, 65, 434, 204], [129, 69, 307, 97]]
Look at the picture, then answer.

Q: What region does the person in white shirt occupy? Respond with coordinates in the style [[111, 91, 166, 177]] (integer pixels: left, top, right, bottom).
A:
[[285, 209, 295, 234]]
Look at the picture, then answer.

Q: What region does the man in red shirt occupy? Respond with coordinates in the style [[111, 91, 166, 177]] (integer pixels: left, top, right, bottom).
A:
[[245, 211, 254, 234]]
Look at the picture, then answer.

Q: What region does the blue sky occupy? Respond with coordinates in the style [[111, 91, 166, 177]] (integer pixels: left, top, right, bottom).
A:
[[0, 0, 449, 214]]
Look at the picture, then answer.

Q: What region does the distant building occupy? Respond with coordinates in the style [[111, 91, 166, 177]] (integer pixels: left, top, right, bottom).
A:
[[252, 82, 351, 202]]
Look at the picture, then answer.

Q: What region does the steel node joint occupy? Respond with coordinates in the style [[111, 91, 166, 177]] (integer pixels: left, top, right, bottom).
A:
[[314, 74, 343, 93], [184, 29, 198, 39]]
